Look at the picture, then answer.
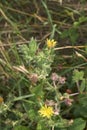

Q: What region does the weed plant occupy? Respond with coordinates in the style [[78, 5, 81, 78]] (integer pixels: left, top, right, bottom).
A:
[[0, 0, 87, 130]]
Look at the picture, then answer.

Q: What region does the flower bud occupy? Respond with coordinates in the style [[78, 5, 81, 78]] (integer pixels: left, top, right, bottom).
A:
[[58, 76, 66, 84], [51, 73, 59, 81], [64, 98, 73, 106], [29, 73, 38, 84]]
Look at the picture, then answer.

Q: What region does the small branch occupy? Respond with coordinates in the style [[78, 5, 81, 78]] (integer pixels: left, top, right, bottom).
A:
[[69, 92, 79, 96], [54, 45, 86, 50], [52, 126, 54, 130]]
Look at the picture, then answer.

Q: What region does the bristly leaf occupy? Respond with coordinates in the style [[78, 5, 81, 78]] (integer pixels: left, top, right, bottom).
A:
[[29, 37, 38, 55], [72, 69, 84, 83], [19, 37, 38, 64], [68, 118, 86, 130]]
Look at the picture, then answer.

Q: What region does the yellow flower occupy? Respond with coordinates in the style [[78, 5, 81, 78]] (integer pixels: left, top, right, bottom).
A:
[[46, 39, 57, 48], [38, 105, 54, 118]]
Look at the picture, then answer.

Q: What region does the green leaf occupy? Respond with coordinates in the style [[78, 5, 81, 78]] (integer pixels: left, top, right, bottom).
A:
[[55, 128, 67, 130], [14, 125, 29, 130], [31, 85, 44, 99], [28, 109, 37, 120], [61, 30, 69, 38], [68, 118, 86, 130], [73, 94, 87, 118], [29, 37, 38, 55], [36, 122, 42, 130], [79, 79, 86, 93], [72, 69, 84, 82], [74, 105, 87, 118], [69, 28, 78, 43], [36, 121, 48, 130], [79, 16, 87, 23], [13, 94, 35, 101], [61, 28, 78, 44]]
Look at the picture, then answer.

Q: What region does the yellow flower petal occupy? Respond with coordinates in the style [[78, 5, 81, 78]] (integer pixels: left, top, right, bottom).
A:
[[38, 105, 54, 118], [46, 39, 57, 48]]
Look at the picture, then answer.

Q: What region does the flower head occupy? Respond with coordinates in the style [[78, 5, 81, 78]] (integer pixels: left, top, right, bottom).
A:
[[45, 99, 55, 106], [51, 73, 59, 81], [64, 98, 73, 106], [38, 105, 54, 118], [46, 39, 57, 48], [29, 73, 38, 84], [58, 76, 66, 84]]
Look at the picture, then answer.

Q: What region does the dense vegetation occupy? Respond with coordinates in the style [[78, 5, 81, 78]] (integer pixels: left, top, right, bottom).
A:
[[0, 0, 87, 130]]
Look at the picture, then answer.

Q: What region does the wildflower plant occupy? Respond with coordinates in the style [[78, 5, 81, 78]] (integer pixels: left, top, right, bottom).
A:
[[19, 38, 56, 79], [1, 37, 87, 130], [16, 38, 74, 129], [0, 0, 87, 129]]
